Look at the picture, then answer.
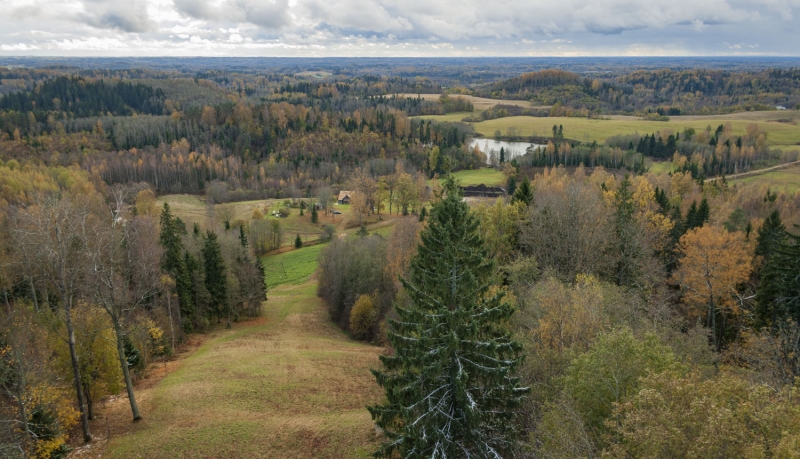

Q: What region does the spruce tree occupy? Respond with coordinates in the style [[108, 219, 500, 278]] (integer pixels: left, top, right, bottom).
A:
[[239, 225, 248, 248], [160, 203, 194, 331], [613, 175, 644, 287], [755, 211, 788, 328], [512, 176, 533, 206], [295, 234, 303, 248], [685, 201, 700, 230], [311, 204, 319, 224], [369, 178, 527, 458], [499, 146, 505, 164], [202, 231, 227, 323]]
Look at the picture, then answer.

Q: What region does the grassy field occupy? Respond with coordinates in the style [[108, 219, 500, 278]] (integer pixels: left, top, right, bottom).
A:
[[414, 111, 800, 151], [261, 243, 328, 289], [104, 249, 385, 459], [448, 168, 507, 186], [729, 165, 800, 194]]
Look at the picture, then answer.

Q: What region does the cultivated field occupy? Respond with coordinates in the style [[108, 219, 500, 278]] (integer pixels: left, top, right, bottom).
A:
[[102, 244, 385, 459]]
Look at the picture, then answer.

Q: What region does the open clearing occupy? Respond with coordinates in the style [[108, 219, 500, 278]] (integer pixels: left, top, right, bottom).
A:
[[104, 243, 385, 459], [728, 164, 800, 194], [449, 168, 507, 187], [156, 195, 404, 249], [396, 93, 547, 111], [415, 110, 800, 151]]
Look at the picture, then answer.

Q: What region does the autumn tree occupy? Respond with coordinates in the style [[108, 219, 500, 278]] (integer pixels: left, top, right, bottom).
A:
[[672, 226, 752, 350]]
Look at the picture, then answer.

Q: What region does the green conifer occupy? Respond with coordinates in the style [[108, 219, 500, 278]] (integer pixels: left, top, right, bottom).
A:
[[369, 177, 527, 458]]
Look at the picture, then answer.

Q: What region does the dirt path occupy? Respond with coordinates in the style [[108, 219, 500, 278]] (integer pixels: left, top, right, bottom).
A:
[[75, 280, 384, 459]]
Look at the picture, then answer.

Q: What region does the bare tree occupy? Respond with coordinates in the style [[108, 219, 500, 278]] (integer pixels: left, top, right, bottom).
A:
[[10, 195, 96, 442], [87, 196, 163, 422]]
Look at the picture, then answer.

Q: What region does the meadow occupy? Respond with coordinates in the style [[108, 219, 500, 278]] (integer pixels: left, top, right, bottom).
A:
[[727, 164, 800, 194], [417, 110, 800, 151], [100, 242, 385, 459]]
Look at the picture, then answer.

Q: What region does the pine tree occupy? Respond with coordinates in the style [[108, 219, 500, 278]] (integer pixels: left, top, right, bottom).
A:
[[499, 147, 505, 164], [697, 198, 710, 226], [513, 176, 533, 206], [311, 204, 319, 224], [202, 231, 227, 323], [295, 234, 303, 248], [369, 177, 527, 458]]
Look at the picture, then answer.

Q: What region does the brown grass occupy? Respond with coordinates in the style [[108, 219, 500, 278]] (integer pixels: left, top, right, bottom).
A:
[[71, 280, 385, 459]]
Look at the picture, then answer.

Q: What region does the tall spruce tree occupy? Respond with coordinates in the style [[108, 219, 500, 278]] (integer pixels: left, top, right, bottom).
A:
[[160, 203, 194, 331], [754, 211, 788, 329], [202, 231, 227, 324], [369, 178, 527, 459], [311, 204, 319, 224], [613, 175, 644, 287]]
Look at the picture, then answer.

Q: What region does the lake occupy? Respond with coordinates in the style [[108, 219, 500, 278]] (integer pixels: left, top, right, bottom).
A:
[[468, 138, 545, 163]]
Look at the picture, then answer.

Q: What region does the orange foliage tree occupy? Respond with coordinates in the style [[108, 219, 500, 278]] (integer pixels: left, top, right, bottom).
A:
[[672, 226, 752, 350]]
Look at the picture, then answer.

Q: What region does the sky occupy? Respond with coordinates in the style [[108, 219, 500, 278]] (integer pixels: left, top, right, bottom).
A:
[[1, 0, 800, 57]]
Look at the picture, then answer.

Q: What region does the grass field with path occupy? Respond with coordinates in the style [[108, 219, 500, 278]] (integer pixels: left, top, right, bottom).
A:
[[728, 164, 800, 194], [105, 243, 384, 459], [448, 168, 507, 186]]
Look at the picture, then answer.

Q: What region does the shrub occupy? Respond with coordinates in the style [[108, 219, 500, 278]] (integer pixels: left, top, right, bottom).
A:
[[349, 294, 377, 341]]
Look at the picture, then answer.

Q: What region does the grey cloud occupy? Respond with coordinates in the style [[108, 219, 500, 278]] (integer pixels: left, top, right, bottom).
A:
[[80, 0, 154, 33], [173, 0, 290, 30]]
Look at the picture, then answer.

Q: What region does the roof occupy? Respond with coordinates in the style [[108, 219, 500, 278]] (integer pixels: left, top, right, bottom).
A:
[[338, 191, 353, 201]]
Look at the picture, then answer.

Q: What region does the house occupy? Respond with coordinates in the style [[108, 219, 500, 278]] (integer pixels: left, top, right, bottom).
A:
[[337, 190, 353, 204]]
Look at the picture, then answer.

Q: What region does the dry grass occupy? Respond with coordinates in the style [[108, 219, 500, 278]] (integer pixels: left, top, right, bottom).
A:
[[729, 165, 800, 194], [99, 279, 384, 459]]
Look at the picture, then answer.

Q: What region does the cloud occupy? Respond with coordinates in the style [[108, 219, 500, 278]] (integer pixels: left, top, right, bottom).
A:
[[79, 0, 155, 33], [0, 0, 797, 56], [173, 0, 291, 30]]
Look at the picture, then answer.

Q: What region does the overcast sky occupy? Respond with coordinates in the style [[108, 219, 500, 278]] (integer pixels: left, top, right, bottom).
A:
[[1, 0, 799, 56]]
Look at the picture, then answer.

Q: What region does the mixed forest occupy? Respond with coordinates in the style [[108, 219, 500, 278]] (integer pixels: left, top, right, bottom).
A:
[[1, 58, 800, 458]]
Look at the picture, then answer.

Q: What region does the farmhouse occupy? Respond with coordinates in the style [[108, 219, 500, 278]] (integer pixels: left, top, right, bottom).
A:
[[337, 190, 353, 204]]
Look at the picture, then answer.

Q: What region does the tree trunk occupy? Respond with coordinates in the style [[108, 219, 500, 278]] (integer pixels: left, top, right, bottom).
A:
[[113, 319, 142, 421], [84, 383, 94, 420], [65, 299, 92, 442]]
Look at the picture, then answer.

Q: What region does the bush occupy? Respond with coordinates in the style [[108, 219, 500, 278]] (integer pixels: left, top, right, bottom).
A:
[[278, 207, 290, 218], [349, 294, 377, 341]]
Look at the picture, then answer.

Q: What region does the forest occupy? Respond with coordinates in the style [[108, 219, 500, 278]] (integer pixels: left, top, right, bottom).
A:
[[1, 59, 800, 458]]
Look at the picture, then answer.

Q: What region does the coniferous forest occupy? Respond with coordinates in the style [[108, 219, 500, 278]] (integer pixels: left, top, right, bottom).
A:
[[1, 57, 800, 458]]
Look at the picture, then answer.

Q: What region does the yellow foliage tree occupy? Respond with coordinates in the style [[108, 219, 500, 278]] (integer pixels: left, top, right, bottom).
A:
[[672, 226, 752, 350], [349, 294, 377, 341]]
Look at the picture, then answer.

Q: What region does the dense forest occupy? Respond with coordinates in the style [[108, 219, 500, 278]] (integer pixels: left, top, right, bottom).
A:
[[1, 60, 800, 458]]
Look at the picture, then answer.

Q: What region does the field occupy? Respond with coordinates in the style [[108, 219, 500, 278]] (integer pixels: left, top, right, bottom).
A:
[[448, 168, 507, 186], [101, 244, 385, 459], [261, 243, 327, 289], [397, 93, 547, 111], [415, 110, 800, 151], [728, 164, 800, 194], [156, 195, 403, 249]]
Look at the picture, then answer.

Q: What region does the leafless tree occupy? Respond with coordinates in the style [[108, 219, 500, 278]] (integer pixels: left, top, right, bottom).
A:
[[9, 195, 96, 442], [86, 193, 163, 422]]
